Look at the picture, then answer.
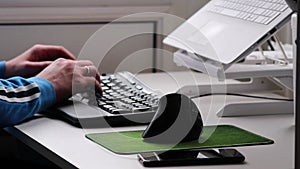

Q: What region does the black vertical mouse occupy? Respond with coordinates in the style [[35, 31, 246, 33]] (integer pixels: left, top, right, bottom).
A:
[[142, 93, 203, 144]]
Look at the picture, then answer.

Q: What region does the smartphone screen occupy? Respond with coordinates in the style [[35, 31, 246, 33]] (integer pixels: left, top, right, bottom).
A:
[[138, 148, 245, 167]]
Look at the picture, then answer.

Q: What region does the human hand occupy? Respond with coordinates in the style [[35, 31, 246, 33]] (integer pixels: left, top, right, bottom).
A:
[[36, 58, 102, 103], [4, 44, 76, 78]]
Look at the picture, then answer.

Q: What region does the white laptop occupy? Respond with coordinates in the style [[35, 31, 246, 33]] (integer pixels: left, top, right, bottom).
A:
[[163, 0, 293, 66]]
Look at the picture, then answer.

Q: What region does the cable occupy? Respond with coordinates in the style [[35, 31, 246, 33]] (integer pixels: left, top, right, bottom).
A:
[[267, 39, 275, 51], [190, 93, 293, 101]]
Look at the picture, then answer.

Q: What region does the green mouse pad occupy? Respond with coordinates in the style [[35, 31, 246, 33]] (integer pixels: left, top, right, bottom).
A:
[[85, 125, 274, 155]]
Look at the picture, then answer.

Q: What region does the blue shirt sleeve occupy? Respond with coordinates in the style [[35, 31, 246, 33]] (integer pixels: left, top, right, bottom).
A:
[[0, 61, 5, 78], [0, 76, 56, 127]]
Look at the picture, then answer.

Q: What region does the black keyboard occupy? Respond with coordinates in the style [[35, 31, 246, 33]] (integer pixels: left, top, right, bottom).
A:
[[46, 71, 161, 128], [82, 71, 160, 115]]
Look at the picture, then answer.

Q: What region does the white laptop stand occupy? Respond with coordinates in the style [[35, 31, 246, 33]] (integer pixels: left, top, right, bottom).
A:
[[174, 41, 294, 117]]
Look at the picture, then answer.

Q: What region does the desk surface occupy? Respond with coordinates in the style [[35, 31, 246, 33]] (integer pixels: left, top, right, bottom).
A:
[[5, 71, 295, 169]]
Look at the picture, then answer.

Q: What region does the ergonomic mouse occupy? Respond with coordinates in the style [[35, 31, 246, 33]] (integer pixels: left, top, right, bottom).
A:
[[142, 93, 203, 144]]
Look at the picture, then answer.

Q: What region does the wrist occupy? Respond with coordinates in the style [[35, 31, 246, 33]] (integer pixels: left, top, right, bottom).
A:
[[3, 60, 16, 78], [28, 77, 56, 108]]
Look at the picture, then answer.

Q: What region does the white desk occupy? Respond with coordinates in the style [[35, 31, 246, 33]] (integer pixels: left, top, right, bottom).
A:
[[4, 71, 295, 169]]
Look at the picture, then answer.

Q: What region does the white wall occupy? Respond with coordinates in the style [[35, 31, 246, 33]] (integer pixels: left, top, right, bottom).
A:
[[0, 0, 173, 73], [0, 0, 209, 72]]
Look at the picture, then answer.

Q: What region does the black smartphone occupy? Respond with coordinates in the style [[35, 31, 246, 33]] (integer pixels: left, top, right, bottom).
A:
[[137, 148, 245, 167]]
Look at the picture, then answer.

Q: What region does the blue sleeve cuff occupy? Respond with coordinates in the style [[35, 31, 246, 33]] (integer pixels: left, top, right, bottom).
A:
[[28, 77, 56, 110], [0, 61, 5, 78]]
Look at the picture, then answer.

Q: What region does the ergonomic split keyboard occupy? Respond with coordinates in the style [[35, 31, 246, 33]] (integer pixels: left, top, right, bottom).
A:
[[75, 71, 160, 115], [46, 71, 161, 128]]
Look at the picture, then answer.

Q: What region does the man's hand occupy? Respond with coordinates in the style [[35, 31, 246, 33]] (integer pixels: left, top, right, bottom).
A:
[[36, 58, 102, 103], [4, 44, 76, 78]]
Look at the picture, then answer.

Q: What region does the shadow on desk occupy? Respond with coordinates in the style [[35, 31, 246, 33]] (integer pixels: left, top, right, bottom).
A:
[[0, 129, 61, 169]]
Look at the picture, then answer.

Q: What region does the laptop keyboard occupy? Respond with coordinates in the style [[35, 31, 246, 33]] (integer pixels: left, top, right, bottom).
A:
[[208, 0, 288, 25], [72, 71, 160, 116]]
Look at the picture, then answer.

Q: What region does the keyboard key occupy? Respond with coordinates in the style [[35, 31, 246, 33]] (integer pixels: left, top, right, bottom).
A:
[[135, 85, 143, 90]]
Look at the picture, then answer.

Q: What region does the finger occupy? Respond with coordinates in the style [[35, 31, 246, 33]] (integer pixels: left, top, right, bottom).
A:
[[95, 71, 101, 84], [21, 61, 53, 77], [29, 61, 53, 68], [85, 66, 102, 89], [84, 76, 102, 93], [28, 61, 53, 68], [81, 65, 98, 77], [76, 60, 94, 67], [50, 45, 76, 60], [38, 45, 76, 60], [95, 80, 103, 94]]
